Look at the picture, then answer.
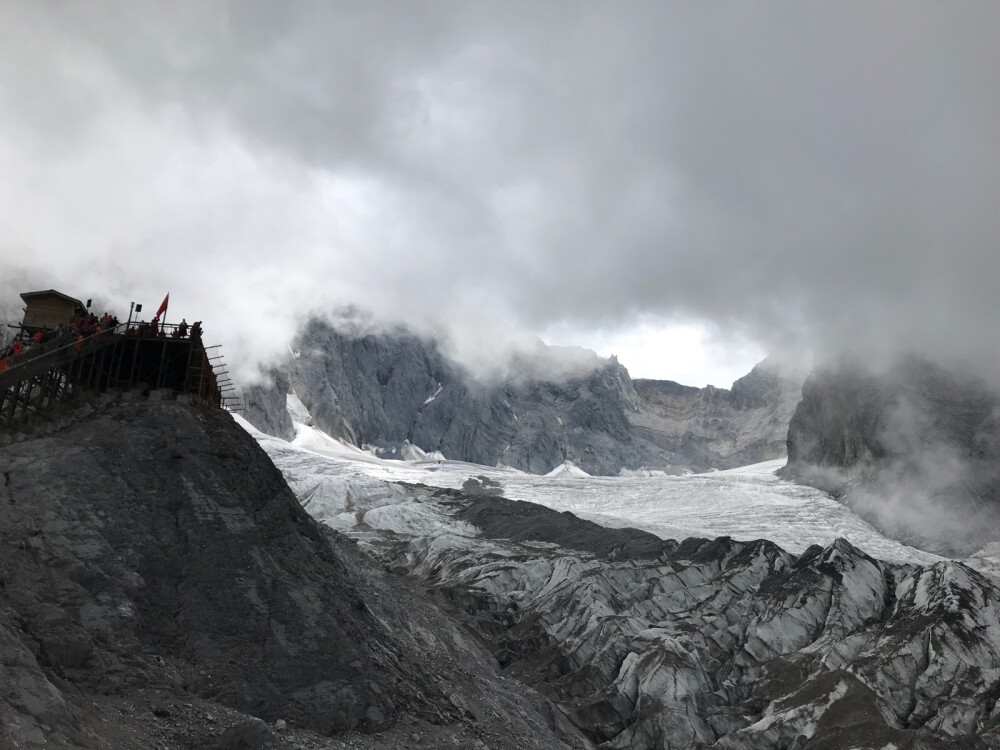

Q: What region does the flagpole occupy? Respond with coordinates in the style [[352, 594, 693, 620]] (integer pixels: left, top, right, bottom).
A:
[[155, 292, 169, 335]]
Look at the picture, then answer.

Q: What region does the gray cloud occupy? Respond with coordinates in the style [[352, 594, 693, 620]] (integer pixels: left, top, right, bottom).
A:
[[1, 2, 998, 382]]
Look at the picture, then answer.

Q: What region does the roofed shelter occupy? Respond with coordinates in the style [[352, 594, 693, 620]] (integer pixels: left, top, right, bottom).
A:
[[19, 290, 88, 334]]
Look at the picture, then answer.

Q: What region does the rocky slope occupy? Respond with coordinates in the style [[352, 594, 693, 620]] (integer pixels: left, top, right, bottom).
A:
[[0, 400, 582, 749], [784, 356, 1000, 555], [249, 425, 1000, 750], [243, 318, 802, 475]]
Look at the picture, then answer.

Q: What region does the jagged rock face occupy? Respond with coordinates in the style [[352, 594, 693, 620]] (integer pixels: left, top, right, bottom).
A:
[[359, 490, 1000, 749], [292, 319, 457, 449], [785, 356, 1000, 555], [786, 361, 889, 472], [241, 366, 296, 441], [631, 359, 803, 471], [287, 319, 643, 474], [411, 360, 640, 475], [253, 318, 802, 475], [0, 402, 578, 748]]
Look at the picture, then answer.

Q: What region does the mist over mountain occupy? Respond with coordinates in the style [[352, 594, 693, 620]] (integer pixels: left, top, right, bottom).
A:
[[241, 315, 1000, 562], [242, 316, 804, 475], [4, 292, 1000, 747], [785, 354, 1000, 556], [5, 4, 1000, 746], [3, 4, 1000, 390]]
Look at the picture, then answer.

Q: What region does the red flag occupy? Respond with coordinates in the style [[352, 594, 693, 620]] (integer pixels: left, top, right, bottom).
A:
[[155, 293, 169, 318]]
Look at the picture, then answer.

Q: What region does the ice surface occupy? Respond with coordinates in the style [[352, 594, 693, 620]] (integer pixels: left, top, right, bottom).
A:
[[234, 414, 943, 566]]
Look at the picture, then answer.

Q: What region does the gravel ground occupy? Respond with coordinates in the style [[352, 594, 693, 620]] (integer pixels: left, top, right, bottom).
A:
[[82, 689, 536, 750]]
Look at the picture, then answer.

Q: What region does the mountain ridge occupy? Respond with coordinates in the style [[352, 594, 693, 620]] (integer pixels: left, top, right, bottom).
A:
[[243, 317, 803, 475]]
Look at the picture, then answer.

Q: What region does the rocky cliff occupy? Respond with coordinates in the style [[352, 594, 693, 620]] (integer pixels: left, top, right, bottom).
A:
[[244, 318, 802, 475], [631, 359, 804, 471], [242, 366, 296, 441], [785, 356, 1000, 555], [0, 400, 580, 749]]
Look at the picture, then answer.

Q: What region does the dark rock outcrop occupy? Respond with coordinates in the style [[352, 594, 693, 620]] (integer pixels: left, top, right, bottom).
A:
[[0, 401, 580, 749], [355, 485, 1000, 749], [247, 318, 802, 475], [785, 356, 1000, 555]]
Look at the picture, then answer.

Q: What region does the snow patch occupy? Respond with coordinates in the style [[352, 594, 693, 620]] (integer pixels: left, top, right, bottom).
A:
[[422, 383, 444, 405], [618, 466, 692, 477], [401, 440, 446, 462], [963, 542, 1000, 581], [286, 391, 313, 425], [544, 461, 591, 479]]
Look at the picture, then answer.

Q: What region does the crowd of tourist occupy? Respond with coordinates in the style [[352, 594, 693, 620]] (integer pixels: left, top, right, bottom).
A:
[[0, 311, 119, 368], [125, 317, 201, 341], [0, 308, 205, 374]]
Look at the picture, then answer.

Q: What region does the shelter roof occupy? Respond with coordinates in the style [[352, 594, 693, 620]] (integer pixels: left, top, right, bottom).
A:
[[20, 289, 87, 311]]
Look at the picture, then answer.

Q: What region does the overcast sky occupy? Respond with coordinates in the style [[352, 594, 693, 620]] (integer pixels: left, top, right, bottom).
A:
[[1, 2, 998, 385]]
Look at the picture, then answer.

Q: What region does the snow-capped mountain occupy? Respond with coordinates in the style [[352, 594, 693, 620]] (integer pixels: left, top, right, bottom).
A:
[[238, 403, 1000, 749], [243, 317, 803, 475]]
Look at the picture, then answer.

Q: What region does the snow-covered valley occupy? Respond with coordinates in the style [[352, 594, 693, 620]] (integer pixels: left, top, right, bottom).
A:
[[234, 403, 1000, 749], [238, 411, 940, 567]]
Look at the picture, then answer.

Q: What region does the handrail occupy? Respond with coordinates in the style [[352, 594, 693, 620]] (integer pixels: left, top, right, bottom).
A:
[[123, 320, 200, 339], [1, 319, 205, 371], [0, 327, 123, 388], [0, 318, 220, 404]]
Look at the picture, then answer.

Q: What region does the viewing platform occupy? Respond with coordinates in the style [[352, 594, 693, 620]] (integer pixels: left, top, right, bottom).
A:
[[0, 290, 237, 442]]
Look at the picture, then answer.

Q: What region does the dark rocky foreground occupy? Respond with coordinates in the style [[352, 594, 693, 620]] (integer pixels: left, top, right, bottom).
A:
[[352, 484, 1000, 749], [9, 395, 1000, 749], [244, 318, 802, 475], [0, 401, 581, 749], [784, 355, 1000, 555]]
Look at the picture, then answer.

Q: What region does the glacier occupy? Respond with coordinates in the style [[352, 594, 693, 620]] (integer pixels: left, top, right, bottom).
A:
[[235, 411, 938, 567], [234, 406, 1000, 749]]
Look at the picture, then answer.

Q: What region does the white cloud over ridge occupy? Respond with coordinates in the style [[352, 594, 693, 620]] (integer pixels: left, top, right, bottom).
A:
[[1, 2, 998, 384]]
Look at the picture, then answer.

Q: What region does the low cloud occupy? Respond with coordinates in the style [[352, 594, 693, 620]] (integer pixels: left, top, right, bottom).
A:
[[791, 356, 1000, 555], [1, 3, 998, 383]]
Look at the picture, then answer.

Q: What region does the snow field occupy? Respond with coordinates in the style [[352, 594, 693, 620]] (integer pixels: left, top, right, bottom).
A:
[[234, 413, 945, 566]]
